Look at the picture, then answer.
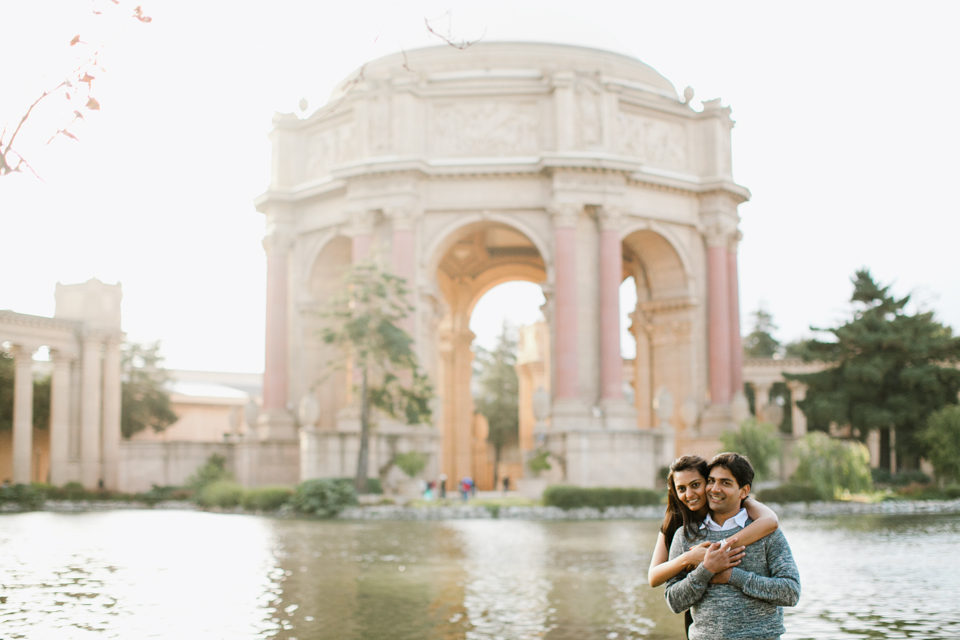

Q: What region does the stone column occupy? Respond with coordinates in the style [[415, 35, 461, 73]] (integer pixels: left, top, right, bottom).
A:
[[387, 206, 417, 334], [706, 230, 732, 404], [350, 209, 376, 264], [101, 338, 122, 490], [630, 310, 653, 428], [727, 233, 743, 396], [49, 350, 73, 486], [80, 336, 103, 488], [11, 345, 36, 485], [787, 381, 807, 438], [753, 382, 772, 421], [550, 204, 580, 401], [261, 227, 296, 440], [598, 208, 623, 402]]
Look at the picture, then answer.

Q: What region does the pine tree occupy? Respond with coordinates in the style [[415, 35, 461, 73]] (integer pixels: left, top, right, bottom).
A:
[[321, 262, 433, 493], [743, 306, 782, 358], [120, 342, 178, 438], [786, 270, 960, 471], [473, 322, 520, 490]]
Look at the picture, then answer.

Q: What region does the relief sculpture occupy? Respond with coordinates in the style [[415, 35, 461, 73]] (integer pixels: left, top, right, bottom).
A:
[[430, 101, 539, 156], [305, 121, 360, 179], [616, 110, 688, 170], [578, 88, 602, 146]]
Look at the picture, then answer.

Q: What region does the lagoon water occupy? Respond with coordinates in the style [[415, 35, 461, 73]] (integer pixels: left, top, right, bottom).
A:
[[0, 510, 957, 639]]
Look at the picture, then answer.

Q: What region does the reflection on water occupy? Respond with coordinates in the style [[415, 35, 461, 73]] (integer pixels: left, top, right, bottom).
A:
[[0, 511, 957, 639]]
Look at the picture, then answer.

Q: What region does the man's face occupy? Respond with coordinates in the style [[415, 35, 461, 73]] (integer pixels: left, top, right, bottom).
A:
[[707, 465, 750, 515]]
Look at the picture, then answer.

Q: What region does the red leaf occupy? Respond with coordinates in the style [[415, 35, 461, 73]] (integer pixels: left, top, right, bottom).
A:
[[86, 97, 100, 111], [65, 92, 71, 100], [73, 110, 84, 120], [70, 35, 80, 46], [81, 73, 95, 84], [62, 130, 79, 141]]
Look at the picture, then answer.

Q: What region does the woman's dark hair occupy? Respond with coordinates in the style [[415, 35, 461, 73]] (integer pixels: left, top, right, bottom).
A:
[[661, 455, 709, 544]]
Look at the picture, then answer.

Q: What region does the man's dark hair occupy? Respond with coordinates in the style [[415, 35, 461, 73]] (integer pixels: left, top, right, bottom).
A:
[[708, 452, 754, 489]]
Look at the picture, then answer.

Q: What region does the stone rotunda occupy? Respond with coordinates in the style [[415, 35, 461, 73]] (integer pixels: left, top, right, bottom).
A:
[[254, 42, 750, 490]]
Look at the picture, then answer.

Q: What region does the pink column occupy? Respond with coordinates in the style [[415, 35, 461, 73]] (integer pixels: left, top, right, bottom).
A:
[[599, 227, 623, 400], [352, 234, 372, 264], [392, 223, 416, 334], [263, 246, 289, 411], [554, 218, 579, 400], [727, 243, 743, 396], [707, 244, 732, 404]]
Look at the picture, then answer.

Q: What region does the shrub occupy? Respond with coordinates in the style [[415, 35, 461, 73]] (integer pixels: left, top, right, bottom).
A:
[[196, 480, 244, 508], [528, 450, 552, 474], [542, 485, 662, 510], [0, 484, 45, 510], [922, 406, 960, 484], [791, 432, 873, 500], [241, 486, 293, 511], [393, 451, 427, 479], [186, 454, 232, 492], [62, 481, 88, 500], [871, 468, 932, 487], [944, 484, 960, 499], [755, 484, 821, 503], [720, 418, 782, 481], [291, 478, 357, 517], [331, 477, 382, 494]]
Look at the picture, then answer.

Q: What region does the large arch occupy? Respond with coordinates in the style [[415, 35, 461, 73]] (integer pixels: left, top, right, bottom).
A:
[[300, 235, 352, 431], [621, 228, 696, 432], [430, 220, 547, 487]]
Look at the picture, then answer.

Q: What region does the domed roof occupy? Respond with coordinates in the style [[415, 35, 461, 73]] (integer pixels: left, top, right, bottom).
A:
[[332, 41, 679, 102]]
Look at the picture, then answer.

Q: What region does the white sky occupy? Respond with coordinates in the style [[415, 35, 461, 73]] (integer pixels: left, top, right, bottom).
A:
[[2, 1, 958, 372]]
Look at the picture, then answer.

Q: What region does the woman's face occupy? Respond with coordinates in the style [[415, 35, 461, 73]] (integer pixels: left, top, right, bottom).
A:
[[672, 468, 707, 514]]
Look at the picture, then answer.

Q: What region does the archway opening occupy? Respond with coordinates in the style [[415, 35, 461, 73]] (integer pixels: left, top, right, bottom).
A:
[[621, 229, 693, 432], [433, 222, 547, 490], [470, 281, 546, 491]]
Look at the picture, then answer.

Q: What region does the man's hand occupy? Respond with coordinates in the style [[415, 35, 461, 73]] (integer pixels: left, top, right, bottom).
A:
[[710, 569, 732, 584], [702, 537, 745, 575]]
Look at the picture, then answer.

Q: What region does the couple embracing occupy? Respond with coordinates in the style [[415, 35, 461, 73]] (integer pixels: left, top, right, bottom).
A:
[[648, 453, 801, 640]]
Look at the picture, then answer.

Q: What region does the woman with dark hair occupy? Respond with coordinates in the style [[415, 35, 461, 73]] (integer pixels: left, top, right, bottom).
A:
[[647, 455, 780, 636]]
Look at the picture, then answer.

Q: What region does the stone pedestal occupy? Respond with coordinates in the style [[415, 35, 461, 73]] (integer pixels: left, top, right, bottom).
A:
[[256, 409, 298, 442]]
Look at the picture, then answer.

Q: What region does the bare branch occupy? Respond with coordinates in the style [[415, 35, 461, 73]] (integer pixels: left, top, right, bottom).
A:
[[424, 14, 484, 50]]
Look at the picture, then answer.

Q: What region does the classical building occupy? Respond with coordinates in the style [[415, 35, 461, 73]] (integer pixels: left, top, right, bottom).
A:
[[0, 279, 124, 489], [255, 42, 752, 489]]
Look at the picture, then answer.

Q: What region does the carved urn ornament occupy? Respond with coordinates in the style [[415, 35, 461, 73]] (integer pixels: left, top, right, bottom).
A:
[[298, 393, 321, 428]]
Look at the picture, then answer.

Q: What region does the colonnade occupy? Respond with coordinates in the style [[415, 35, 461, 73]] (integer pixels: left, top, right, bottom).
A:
[[1, 280, 123, 489], [4, 334, 121, 489]]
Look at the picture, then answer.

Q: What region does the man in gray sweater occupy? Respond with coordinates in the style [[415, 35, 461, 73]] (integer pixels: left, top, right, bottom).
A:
[[665, 453, 800, 640]]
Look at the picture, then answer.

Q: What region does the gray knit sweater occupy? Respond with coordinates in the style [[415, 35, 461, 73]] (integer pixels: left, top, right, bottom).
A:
[[664, 520, 801, 640]]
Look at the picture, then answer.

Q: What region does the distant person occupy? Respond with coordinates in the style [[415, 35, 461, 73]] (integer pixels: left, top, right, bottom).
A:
[[439, 474, 447, 499], [664, 453, 800, 640], [424, 480, 434, 501], [502, 476, 510, 493], [459, 477, 470, 501], [468, 476, 476, 498]]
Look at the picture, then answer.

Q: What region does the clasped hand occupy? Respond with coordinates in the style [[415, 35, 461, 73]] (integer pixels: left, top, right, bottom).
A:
[[702, 537, 745, 584]]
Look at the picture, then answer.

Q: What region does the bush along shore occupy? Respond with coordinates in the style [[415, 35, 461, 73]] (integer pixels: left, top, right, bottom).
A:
[[3, 481, 960, 519]]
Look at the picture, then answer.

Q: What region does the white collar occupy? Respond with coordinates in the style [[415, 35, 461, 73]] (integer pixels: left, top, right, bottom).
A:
[[700, 507, 749, 531]]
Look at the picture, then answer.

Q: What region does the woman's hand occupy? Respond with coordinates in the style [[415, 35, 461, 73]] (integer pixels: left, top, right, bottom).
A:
[[702, 537, 746, 576], [682, 542, 711, 569]]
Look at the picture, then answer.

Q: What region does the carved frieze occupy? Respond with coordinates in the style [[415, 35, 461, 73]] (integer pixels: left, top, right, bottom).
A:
[[616, 108, 688, 170], [577, 86, 602, 146], [305, 118, 360, 179], [429, 101, 539, 157]]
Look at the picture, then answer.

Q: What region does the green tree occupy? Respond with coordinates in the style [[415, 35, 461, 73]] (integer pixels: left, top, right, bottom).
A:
[[121, 341, 178, 438], [473, 322, 520, 490], [921, 406, 960, 485], [0, 351, 51, 431], [786, 270, 960, 471], [792, 432, 873, 499], [720, 418, 782, 481], [743, 306, 782, 358], [321, 262, 434, 493]]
